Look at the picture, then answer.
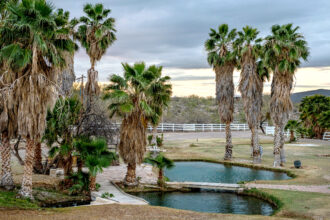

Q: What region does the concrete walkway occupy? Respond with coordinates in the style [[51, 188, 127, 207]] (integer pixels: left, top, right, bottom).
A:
[[89, 164, 156, 205], [245, 183, 330, 194], [91, 181, 148, 205]]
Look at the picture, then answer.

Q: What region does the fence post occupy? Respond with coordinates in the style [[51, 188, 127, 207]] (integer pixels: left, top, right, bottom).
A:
[[211, 124, 213, 132], [172, 124, 174, 132], [161, 123, 164, 132], [203, 124, 204, 132]]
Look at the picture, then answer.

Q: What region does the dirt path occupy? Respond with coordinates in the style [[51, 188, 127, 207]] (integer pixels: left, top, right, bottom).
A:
[[245, 183, 330, 194]]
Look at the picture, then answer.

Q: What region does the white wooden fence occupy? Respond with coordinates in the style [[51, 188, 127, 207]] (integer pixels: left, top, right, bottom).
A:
[[265, 126, 290, 137], [151, 123, 250, 132], [323, 132, 330, 141], [113, 123, 250, 132]]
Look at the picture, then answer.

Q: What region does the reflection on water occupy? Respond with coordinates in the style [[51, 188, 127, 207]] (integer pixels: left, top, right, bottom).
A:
[[165, 161, 291, 183], [132, 191, 274, 215]]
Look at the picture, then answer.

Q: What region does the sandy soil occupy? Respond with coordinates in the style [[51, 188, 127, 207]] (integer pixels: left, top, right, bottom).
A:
[[0, 204, 291, 220]]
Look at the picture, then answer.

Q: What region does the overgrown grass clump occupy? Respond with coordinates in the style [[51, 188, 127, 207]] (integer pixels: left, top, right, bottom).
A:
[[0, 189, 39, 209]]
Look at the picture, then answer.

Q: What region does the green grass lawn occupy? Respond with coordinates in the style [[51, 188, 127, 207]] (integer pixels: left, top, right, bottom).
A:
[[260, 189, 330, 219], [163, 138, 330, 185]]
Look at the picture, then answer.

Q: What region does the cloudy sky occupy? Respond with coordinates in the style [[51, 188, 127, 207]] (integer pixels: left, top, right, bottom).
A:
[[53, 0, 330, 97]]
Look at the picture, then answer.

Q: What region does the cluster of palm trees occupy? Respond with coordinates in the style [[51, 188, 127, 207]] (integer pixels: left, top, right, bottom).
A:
[[0, 0, 116, 198], [205, 24, 309, 166], [0, 0, 309, 199]]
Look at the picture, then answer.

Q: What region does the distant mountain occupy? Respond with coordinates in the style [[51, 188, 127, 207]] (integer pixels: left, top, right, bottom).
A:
[[291, 89, 330, 103]]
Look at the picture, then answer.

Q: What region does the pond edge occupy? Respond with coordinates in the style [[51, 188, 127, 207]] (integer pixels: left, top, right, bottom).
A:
[[171, 159, 297, 180]]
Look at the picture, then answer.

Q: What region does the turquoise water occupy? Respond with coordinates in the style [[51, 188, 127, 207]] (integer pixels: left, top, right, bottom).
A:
[[132, 191, 275, 215], [165, 161, 291, 183]]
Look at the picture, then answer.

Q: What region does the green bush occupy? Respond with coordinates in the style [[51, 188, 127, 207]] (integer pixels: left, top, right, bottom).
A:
[[147, 135, 153, 145], [101, 192, 114, 199], [156, 134, 164, 147], [67, 171, 90, 195]]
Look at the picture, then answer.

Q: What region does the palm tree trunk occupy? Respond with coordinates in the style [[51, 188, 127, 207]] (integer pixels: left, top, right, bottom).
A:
[[290, 130, 295, 142], [85, 68, 99, 106], [279, 124, 286, 166], [158, 168, 164, 187], [19, 138, 35, 199], [251, 126, 261, 164], [124, 162, 137, 186], [33, 142, 43, 174], [224, 123, 233, 160], [0, 132, 14, 190], [151, 125, 157, 146], [89, 175, 96, 191], [273, 125, 281, 167]]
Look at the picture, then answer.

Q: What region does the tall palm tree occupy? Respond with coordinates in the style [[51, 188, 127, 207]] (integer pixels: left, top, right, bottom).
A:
[[103, 62, 170, 185], [235, 26, 268, 163], [147, 66, 172, 145], [0, 0, 18, 190], [76, 3, 116, 104], [0, 0, 75, 198], [205, 24, 237, 160], [264, 24, 309, 167], [144, 153, 174, 187], [33, 9, 79, 174], [54, 8, 79, 96]]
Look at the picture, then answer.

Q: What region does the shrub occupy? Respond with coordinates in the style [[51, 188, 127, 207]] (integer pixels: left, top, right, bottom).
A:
[[101, 192, 114, 199], [67, 171, 90, 195], [156, 134, 164, 147], [147, 135, 153, 145]]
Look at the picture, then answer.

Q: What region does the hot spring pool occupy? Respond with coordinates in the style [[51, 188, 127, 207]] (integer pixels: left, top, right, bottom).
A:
[[165, 161, 291, 183], [132, 190, 275, 215]]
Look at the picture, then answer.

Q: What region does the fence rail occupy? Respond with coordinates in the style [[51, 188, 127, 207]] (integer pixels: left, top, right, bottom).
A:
[[323, 132, 330, 141], [265, 126, 290, 137], [114, 123, 251, 132]]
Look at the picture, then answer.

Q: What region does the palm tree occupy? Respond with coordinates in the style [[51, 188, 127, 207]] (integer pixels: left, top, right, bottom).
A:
[[147, 66, 172, 145], [144, 153, 174, 187], [205, 24, 237, 160], [74, 138, 116, 191], [54, 9, 79, 96], [235, 26, 269, 163], [0, 0, 18, 190], [264, 24, 309, 167], [285, 120, 300, 142], [103, 62, 170, 185], [0, 0, 75, 198], [33, 9, 79, 174], [76, 3, 116, 104]]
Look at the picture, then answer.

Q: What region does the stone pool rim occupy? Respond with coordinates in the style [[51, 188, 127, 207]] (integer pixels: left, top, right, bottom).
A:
[[171, 159, 297, 180]]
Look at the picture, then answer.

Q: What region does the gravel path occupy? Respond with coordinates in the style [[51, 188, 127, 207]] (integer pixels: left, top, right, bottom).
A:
[[245, 183, 330, 194]]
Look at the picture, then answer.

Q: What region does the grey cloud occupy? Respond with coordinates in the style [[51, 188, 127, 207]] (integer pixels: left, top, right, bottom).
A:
[[52, 0, 330, 80]]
